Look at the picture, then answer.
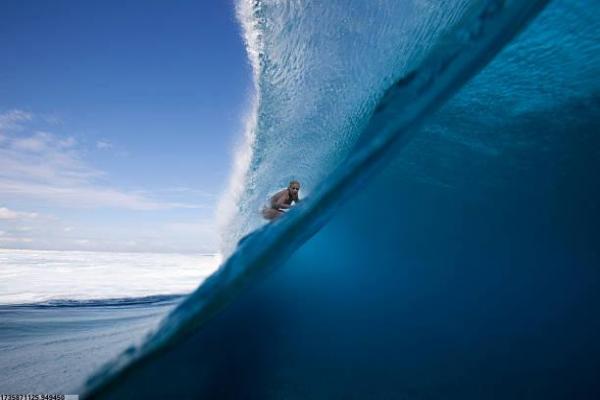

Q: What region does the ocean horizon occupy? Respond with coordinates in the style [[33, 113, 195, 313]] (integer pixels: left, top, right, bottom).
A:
[[0, 248, 220, 393]]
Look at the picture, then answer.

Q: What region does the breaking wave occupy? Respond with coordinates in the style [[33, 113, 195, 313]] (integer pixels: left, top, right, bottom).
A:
[[83, 0, 600, 398]]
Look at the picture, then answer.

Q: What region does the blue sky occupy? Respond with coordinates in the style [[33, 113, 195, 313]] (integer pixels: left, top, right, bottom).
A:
[[0, 1, 252, 253]]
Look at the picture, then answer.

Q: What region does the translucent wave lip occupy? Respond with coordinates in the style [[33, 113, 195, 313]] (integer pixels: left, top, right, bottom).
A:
[[82, 0, 550, 398]]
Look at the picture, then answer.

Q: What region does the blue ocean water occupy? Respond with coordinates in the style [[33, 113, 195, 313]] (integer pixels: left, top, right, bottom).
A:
[[83, 0, 599, 398], [0, 251, 219, 393], [0, 295, 181, 393]]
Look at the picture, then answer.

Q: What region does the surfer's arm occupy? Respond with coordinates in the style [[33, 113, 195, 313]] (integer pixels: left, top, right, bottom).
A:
[[275, 199, 291, 209], [273, 192, 292, 209]]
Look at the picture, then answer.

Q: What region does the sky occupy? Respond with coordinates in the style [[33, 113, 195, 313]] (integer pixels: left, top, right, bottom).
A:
[[0, 1, 252, 253]]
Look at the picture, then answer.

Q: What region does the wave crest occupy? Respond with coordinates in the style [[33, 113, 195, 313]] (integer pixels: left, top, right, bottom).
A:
[[218, 0, 473, 254]]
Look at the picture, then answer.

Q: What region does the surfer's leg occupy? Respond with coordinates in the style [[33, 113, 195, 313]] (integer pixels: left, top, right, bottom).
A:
[[262, 208, 282, 220]]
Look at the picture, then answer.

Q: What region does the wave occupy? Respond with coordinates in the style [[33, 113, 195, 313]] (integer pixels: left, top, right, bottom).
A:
[[217, 0, 475, 255], [1, 294, 185, 309], [76, 0, 589, 398]]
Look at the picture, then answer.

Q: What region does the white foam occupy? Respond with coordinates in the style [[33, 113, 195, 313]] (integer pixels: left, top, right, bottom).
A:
[[0, 249, 221, 305], [216, 0, 264, 256]]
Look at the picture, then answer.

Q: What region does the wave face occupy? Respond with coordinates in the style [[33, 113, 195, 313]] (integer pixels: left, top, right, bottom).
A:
[[220, 0, 473, 253], [84, 0, 600, 398]]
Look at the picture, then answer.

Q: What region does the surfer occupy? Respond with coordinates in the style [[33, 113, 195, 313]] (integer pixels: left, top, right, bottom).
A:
[[262, 180, 301, 220]]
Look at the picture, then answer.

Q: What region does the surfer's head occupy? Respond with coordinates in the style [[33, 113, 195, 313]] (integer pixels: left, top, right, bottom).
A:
[[288, 180, 300, 200]]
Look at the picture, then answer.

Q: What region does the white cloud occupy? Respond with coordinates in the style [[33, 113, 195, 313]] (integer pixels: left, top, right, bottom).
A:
[[0, 207, 52, 249], [0, 109, 218, 253], [0, 179, 197, 210], [0, 213, 218, 253], [0, 236, 33, 243], [158, 187, 216, 197], [96, 140, 113, 150], [0, 110, 207, 211], [0, 206, 38, 220], [0, 110, 32, 133], [41, 113, 62, 125], [10, 131, 75, 152]]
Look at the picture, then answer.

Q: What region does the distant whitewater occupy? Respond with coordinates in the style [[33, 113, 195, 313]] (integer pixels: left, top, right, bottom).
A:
[[0, 249, 220, 305], [77, 0, 600, 397]]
